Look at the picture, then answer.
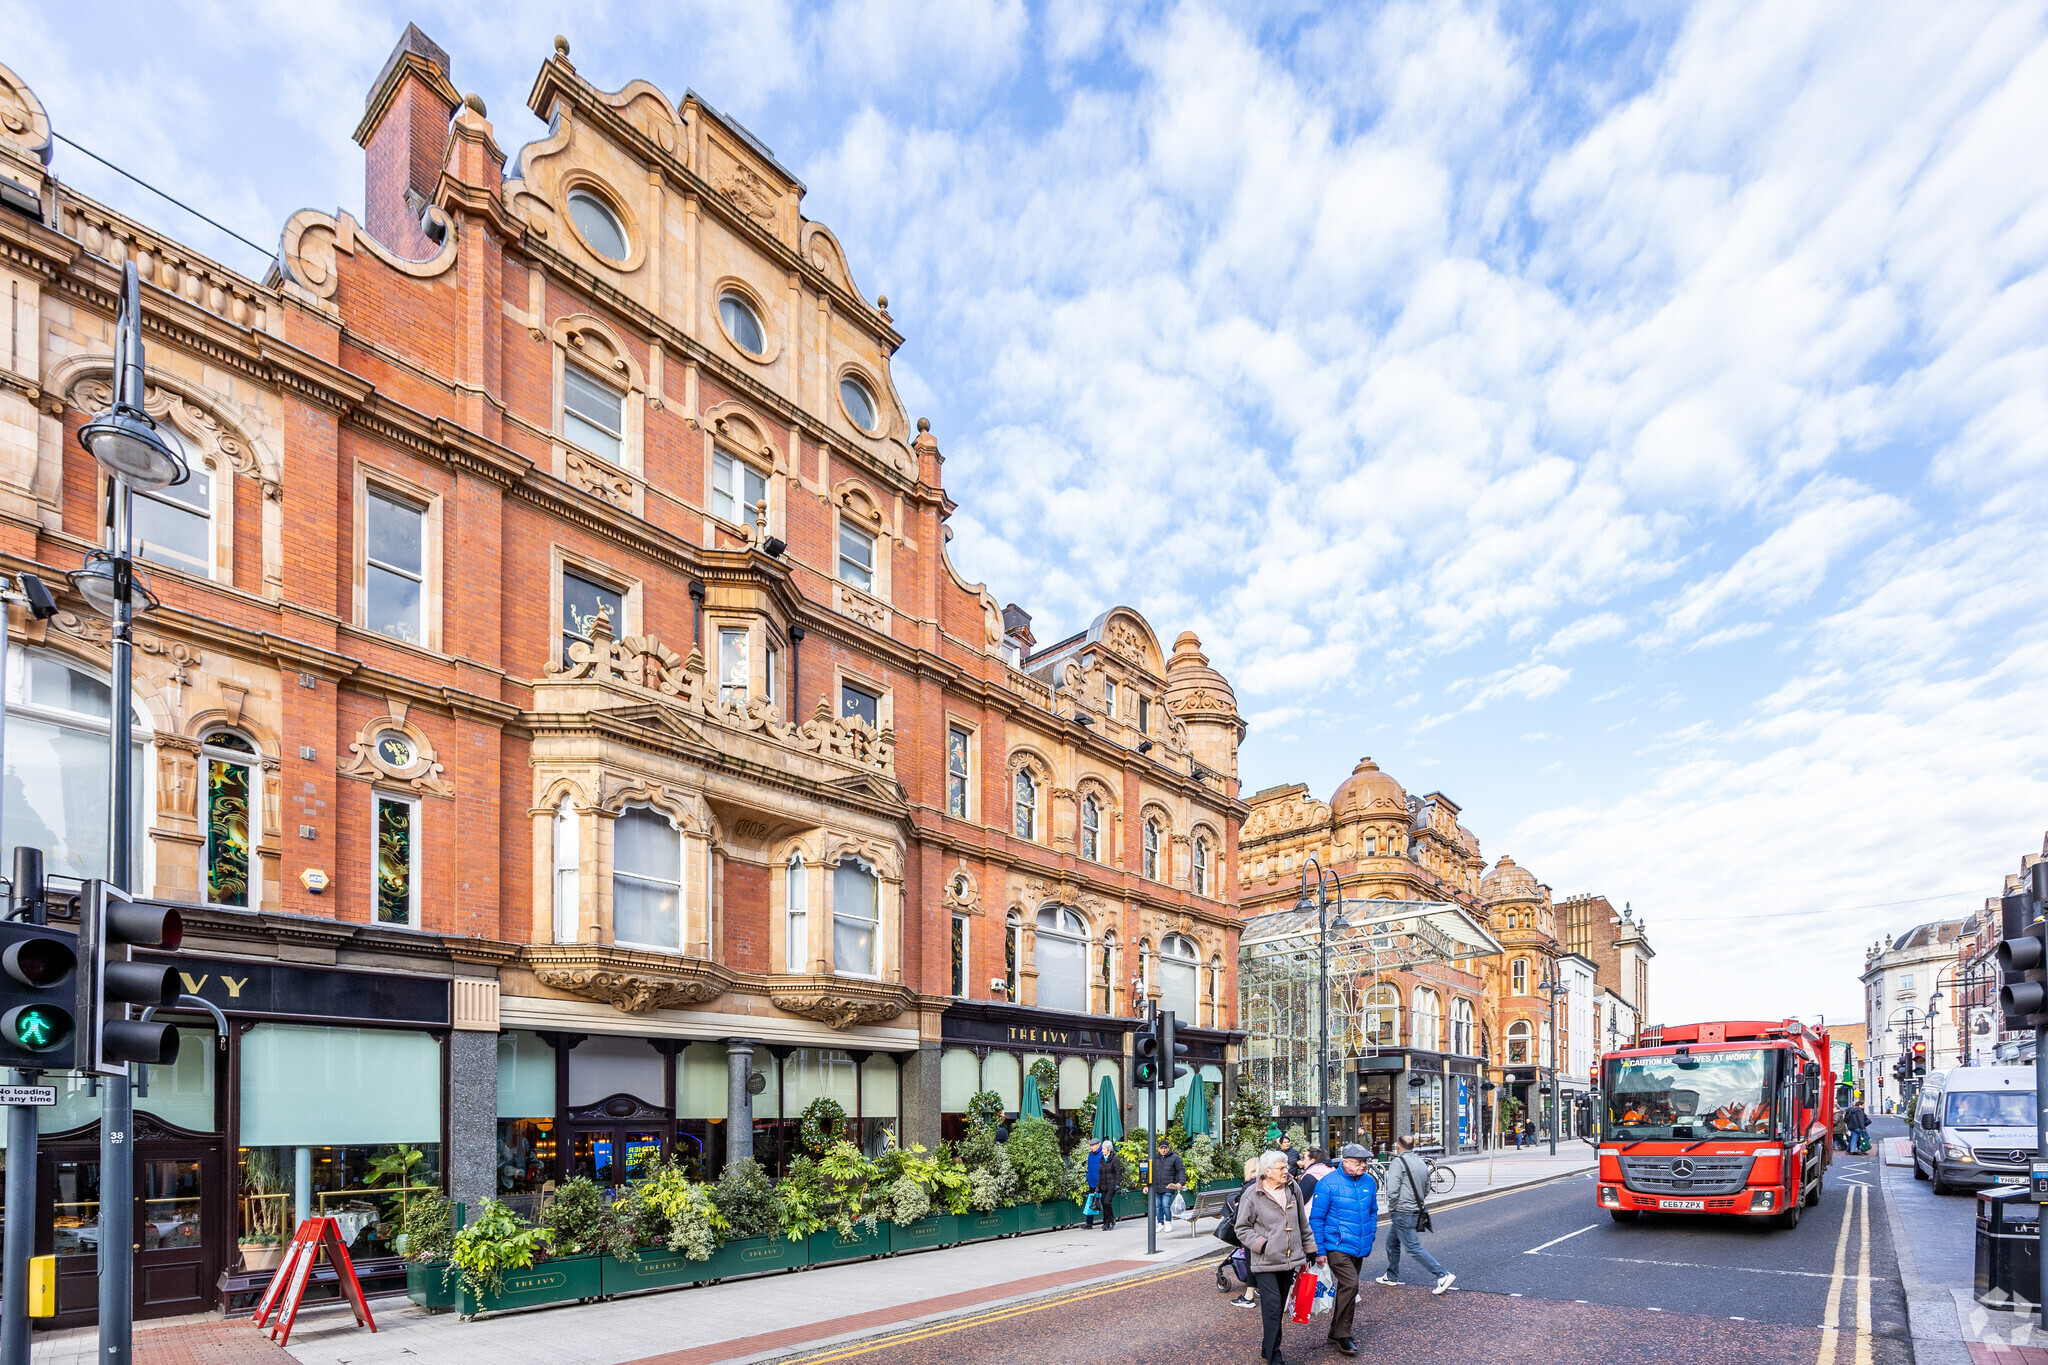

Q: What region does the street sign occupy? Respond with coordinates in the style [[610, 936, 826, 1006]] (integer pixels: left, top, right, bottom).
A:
[[0, 1085, 55, 1107]]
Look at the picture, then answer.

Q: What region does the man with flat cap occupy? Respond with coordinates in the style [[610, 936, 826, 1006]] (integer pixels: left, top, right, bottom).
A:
[[1307, 1143, 1381, 1356]]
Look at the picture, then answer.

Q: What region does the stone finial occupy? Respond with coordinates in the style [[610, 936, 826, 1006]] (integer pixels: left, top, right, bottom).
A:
[[917, 417, 930, 433], [876, 294, 892, 321], [464, 92, 487, 117], [589, 603, 614, 643], [555, 35, 570, 57]]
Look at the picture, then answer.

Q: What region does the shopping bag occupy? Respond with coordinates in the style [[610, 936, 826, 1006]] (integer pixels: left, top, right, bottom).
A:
[[1311, 1263, 1336, 1315], [1291, 1267, 1316, 1324], [1083, 1192, 1101, 1216], [1170, 1193, 1187, 1221]]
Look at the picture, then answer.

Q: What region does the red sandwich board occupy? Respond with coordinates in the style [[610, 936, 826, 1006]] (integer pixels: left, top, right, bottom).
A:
[[249, 1217, 377, 1346]]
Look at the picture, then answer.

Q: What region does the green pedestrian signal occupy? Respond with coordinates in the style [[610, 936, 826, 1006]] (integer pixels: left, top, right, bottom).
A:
[[0, 916, 79, 1069], [5, 1003, 69, 1050]]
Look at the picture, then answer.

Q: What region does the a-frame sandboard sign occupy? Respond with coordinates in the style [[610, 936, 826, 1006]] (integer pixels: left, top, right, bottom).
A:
[[249, 1216, 378, 1346]]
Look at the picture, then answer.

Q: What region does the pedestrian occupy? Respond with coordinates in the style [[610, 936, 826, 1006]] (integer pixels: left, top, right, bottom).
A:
[[1154, 1137, 1186, 1230], [1277, 1134, 1302, 1176], [1230, 1157, 1262, 1309], [1844, 1098, 1870, 1155], [1375, 1134, 1454, 1294], [1299, 1148, 1333, 1207], [1234, 1150, 1322, 1365], [1308, 1143, 1380, 1357], [1085, 1137, 1124, 1232]]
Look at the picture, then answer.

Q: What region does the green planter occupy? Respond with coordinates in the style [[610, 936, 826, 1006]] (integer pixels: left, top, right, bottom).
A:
[[701, 1234, 807, 1279], [1016, 1200, 1068, 1233], [888, 1214, 951, 1254], [600, 1249, 714, 1295], [1202, 1178, 1241, 1193], [455, 1254, 602, 1315], [1112, 1191, 1146, 1220], [807, 1223, 887, 1265], [405, 1261, 459, 1311], [955, 1208, 1014, 1242], [1048, 1199, 1083, 1229]]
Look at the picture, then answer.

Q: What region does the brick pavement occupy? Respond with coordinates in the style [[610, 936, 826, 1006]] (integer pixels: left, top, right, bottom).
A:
[[31, 1319, 298, 1365]]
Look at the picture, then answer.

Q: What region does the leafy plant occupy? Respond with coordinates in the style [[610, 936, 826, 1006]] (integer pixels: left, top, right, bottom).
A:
[[1004, 1116, 1067, 1204], [400, 1191, 454, 1263], [1500, 1095, 1525, 1131], [364, 1143, 428, 1224], [1185, 1133, 1219, 1186], [775, 1157, 829, 1241], [240, 1148, 287, 1241], [872, 1143, 971, 1222], [818, 1140, 884, 1234], [799, 1096, 848, 1156], [1167, 1094, 1189, 1152], [450, 1199, 552, 1301], [965, 1089, 1005, 1135], [634, 1154, 729, 1260], [540, 1177, 639, 1262], [1026, 1058, 1059, 1114], [1073, 1089, 1099, 1138], [709, 1157, 779, 1240], [1286, 1122, 1310, 1153]]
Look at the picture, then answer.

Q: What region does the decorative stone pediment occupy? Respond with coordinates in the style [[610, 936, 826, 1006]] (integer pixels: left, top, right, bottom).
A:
[[523, 945, 731, 1014], [769, 977, 912, 1030]]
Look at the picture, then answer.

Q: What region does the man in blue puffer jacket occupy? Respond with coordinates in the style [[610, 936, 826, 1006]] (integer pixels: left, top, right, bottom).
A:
[[1308, 1143, 1380, 1357]]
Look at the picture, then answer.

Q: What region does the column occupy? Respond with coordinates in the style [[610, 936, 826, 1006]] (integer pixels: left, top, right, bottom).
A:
[[898, 1042, 942, 1149], [447, 1030, 499, 1209], [727, 1039, 756, 1166]]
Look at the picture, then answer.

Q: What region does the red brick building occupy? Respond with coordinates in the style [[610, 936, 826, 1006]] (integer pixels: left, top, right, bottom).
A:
[[0, 29, 1244, 1324]]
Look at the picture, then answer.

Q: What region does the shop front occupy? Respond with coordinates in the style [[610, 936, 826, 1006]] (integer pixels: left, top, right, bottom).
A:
[[0, 950, 452, 1329], [938, 1003, 1133, 1147], [1354, 1050, 1485, 1155]]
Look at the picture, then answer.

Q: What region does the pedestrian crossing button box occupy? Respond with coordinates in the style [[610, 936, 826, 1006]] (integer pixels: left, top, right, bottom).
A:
[[1976, 1186, 2039, 1312], [2032, 1160, 2048, 1201]]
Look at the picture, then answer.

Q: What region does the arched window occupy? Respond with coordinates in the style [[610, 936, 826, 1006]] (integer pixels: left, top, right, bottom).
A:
[[1034, 906, 1089, 1013], [1159, 934, 1198, 1020], [1138, 939, 1151, 1003], [1540, 1019, 1553, 1068], [785, 855, 808, 974], [1511, 957, 1528, 995], [1101, 930, 1118, 1014], [1080, 796, 1101, 861], [1507, 1020, 1532, 1065], [551, 797, 578, 944], [1192, 836, 1210, 896], [1013, 770, 1037, 840], [1004, 910, 1021, 999], [832, 858, 879, 977], [1451, 998, 1476, 1056], [1143, 818, 1161, 880], [613, 806, 682, 949], [4, 646, 148, 883], [1361, 984, 1399, 1048], [1411, 988, 1442, 1052], [201, 730, 256, 908]]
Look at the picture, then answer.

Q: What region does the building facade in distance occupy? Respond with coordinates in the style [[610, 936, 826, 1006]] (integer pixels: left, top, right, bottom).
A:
[[1861, 918, 1969, 1113], [0, 29, 1243, 1325]]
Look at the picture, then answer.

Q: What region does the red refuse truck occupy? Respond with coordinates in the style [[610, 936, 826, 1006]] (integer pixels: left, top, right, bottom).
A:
[[1596, 1018, 1834, 1229]]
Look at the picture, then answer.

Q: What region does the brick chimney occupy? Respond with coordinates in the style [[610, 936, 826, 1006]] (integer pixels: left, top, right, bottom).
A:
[[353, 24, 459, 259]]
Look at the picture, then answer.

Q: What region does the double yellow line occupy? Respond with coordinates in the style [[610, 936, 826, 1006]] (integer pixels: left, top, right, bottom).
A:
[[1816, 1182, 1873, 1365], [780, 1261, 1211, 1363]]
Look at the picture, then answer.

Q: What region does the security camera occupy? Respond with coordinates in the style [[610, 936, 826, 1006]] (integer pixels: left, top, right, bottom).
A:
[[16, 572, 58, 621]]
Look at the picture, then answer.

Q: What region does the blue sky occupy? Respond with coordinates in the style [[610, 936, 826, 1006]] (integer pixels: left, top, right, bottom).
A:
[[10, 1, 2046, 1023]]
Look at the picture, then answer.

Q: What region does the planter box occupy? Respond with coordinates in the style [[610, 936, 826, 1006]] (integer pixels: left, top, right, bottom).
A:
[[1111, 1191, 1147, 1220], [404, 1262, 459, 1311], [1047, 1200, 1083, 1229], [600, 1249, 715, 1295], [1202, 1178, 1241, 1193], [1016, 1201, 1071, 1233], [456, 1254, 602, 1316], [888, 1214, 951, 1254], [700, 1234, 806, 1279], [954, 1208, 1014, 1242], [806, 1224, 887, 1265]]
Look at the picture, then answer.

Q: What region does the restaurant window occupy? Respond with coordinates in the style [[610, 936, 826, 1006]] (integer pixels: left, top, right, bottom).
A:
[[562, 569, 623, 662], [1159, 933, 1198, 1020], [4, 647, 146, 883], [202, 730, 256, 908], [947, 726, 970, 818], [497, 1030, 557, 1195], [614, 806, 683, 950], [785, 855, 808, 973], [373, 792, 419, 926], [832, 859, 879, 977], [1034, 907, 1089, 1014]]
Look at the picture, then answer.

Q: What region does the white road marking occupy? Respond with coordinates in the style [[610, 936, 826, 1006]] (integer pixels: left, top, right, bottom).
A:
[[1526, 1251, 1872, 1281], [1525, 1223, 1601, 1254], [1816, 1173, 1859, 1365]]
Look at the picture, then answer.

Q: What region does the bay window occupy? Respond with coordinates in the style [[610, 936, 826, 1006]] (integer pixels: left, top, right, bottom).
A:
[[613, 806, 683, 950]]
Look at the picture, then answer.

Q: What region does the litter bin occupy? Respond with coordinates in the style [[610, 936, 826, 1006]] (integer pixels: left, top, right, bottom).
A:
[[1976, 1186, 2040, 1312]]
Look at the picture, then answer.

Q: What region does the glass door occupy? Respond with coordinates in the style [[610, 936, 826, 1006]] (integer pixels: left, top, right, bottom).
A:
[[570, 1127, 667, 1187], [135, 1154, 211, 1317], [36, 1140, 221, 1326]]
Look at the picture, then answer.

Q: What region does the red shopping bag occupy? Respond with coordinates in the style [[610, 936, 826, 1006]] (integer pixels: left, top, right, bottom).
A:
[[1291, 1266, 1316, 1323]]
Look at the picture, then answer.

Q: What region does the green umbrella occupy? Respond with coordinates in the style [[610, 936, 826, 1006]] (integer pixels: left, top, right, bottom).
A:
[[1185, 1075, 1211, 1137], [1020, 1072, 1043, 1121], [1091, 1075, 1122, 1140]]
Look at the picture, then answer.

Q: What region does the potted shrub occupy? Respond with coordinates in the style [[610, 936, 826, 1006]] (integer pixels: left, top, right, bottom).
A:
[[808, 1141, 886, 1262], [955, 1123, 1022, 1238], [238, 1148, 288, 1270], [401, 1192, 458, 1310], [237, 1233, 284, 1273], [450, 1198, 583, 1316], [1004, 1117, 1069, 1229]]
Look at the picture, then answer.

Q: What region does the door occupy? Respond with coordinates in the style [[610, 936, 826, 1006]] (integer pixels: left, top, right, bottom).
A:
[[38, 1137, 223, 1327], [570, 1127, 666, 1186]]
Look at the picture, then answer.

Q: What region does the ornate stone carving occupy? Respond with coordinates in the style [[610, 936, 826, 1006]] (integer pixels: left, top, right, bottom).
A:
[[717, 165, 777, 223], [337, 701, 454, 796], [534, 966, 724, 1013], [565, 449, 635, 507], [771, 990, 903, 1030], [49, 612, 203, 675], [71, 376, 279, 495], [1106, 622, 1145, 663], [942, 861, 981, 916]]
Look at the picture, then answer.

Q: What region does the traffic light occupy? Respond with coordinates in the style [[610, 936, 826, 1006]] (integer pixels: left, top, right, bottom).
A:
[[0, 920, 78, 1069], [79, 881, 184, 1075], [1135, 1013, 1160, 1086], [1910, 1039, 1928, 1077], [1999, 864, 2048, 1029], [1159, 1010, 1189, 1087]]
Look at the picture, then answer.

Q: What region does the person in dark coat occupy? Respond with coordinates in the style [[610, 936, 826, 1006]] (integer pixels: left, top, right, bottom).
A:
[[1844, 1099, 1870, 1154], [1085, 1138, 1124, 1231], [1309, 1143, 1381, 1357], [1153, 1139, 1187, 1229], [1277, 1135, 1302, 1175], [1235, 1150, 1322, 1365]]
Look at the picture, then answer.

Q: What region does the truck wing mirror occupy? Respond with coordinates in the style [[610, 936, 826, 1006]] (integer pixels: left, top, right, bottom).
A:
[[1801, 1062, 1821, 1079]]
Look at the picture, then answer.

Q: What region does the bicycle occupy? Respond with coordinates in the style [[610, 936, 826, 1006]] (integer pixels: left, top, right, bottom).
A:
[[1362, 1153, 1456, 1196]]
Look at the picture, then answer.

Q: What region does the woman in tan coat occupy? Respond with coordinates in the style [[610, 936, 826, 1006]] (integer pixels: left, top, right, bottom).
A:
[[1233, 1150, 1323, 1365]]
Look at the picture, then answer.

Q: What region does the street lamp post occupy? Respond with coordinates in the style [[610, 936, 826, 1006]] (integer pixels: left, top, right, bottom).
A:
[[74, 262, 186, 1365], [1296, 859, 1338, 1154], [1536, 968, 1569, 1156]]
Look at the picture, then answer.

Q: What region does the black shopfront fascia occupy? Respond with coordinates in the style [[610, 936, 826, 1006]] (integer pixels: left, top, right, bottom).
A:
[[940, 1001, 1238, 1064]]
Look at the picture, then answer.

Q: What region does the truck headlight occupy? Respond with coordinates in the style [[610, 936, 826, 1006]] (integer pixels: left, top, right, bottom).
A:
[[1599, 1185, 1620, 1207], [1751, 1189, 1776, 1211]]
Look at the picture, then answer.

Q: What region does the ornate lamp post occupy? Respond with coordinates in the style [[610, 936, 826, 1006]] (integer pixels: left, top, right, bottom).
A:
[[1295, 858, 1338, 1153]]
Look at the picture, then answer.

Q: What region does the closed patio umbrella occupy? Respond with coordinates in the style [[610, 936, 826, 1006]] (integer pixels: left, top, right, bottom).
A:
[[1020, 1071, 1043, 1122], [1184, 1075, 1211, 1137], [1091, 1075, 1122, 1141]]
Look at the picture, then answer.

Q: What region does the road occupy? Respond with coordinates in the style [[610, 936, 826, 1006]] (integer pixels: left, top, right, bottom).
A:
[[771, 1149, 1912, 1365]]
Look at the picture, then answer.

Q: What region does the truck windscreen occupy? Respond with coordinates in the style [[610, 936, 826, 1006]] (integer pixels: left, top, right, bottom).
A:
[[1606, 1048, 1776, 1138]]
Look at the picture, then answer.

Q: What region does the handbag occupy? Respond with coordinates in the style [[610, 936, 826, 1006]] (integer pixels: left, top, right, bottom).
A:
[[1083, 1192, 1101, 1216], [1397, 1156, 1433, 1233]]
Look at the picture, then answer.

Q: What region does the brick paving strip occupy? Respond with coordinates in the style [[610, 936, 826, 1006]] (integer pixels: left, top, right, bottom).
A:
[[610, 1259, 1155, 1365]]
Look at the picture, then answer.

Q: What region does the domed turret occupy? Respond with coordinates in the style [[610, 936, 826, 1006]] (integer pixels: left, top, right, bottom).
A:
[[1331, 757, 1406, 823], [1163, 631, 1243, 786], [1480, 854, 1541, 903]]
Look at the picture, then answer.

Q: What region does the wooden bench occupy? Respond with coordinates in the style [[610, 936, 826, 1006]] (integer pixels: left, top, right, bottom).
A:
[[1186, 1188, 1235, 1238]]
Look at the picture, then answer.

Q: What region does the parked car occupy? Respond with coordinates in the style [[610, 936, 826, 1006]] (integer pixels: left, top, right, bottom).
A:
[[1911, 1065, 2036, 1195]]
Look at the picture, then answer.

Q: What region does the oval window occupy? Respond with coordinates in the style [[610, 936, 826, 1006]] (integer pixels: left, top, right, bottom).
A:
[[566, 190, 628, 261], [373, 730, 416, 769], [839, 375, 878, 432], [720, 292, 766, 356]]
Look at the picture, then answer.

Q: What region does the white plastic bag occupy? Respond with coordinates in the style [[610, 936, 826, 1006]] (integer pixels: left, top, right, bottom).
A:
[[1311, 1262, 1336, 1314], [1170, 1193, 1187, 1220]]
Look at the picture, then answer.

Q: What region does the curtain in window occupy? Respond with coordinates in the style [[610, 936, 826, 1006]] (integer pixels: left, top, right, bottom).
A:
[[497, 1030, 556, 1119], [241, 1025, 440, 1146], [1033, 908, 1088, 1014], [832, 860, 878, 975], [940, 1048, 981, 1112], [614, 808, 681, 947]]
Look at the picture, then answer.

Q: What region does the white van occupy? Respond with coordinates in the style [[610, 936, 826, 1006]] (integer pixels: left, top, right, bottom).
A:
[[1911, 1065, 2036, 1195]]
